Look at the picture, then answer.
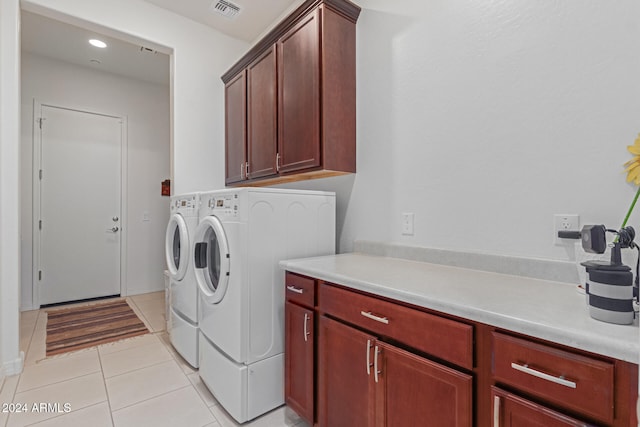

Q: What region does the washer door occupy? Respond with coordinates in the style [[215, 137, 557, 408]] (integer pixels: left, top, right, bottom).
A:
[[193, 215, 230, 304], [165, 213, 189, 281]]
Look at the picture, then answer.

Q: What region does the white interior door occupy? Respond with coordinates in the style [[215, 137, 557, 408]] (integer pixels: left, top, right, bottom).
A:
[[38, 105, 123, 305]]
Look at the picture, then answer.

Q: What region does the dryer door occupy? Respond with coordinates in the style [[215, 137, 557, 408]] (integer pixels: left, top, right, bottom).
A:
[[193, 215, 230, 304], [165, 213, 189, 281]]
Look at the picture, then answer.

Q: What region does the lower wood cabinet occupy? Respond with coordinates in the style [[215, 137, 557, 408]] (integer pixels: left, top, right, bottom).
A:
[[318, 315, 374, 427], [377, 340, 472, 426], [317, 313, 472, 427], [492, 332, 614, 425], [491, 387, 590, 427], [284, 301, 314, 424], [284, 272, 639, 427]]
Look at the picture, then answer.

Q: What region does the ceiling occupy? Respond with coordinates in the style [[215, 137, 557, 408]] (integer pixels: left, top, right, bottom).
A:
[[21, 11, 170, 85], [21, 0, 301, 86], [143, 0, 300, 43]]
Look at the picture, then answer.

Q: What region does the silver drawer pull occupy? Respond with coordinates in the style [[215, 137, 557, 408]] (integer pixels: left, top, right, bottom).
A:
[[493, 395, 500, 427], [510, 362, 576, 389], [366, 339, 372, 375], [360, 311, 389, 324], [286, 285, 304, 294]]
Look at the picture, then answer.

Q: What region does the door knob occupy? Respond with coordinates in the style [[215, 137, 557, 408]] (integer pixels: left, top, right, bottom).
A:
[[107, 226, 119, 232], [112, 216, 119, 222]]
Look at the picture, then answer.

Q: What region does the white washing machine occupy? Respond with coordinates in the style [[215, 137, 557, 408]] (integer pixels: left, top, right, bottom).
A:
[[165, 192, 200, 368], [193, 188, 335, 423]]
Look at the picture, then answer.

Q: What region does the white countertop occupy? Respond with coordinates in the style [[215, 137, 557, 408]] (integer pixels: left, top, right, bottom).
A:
[[280, 253, 640, 363]]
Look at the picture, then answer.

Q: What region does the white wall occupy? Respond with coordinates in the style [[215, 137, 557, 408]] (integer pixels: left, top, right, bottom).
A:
[[0, 0, 23, 376], [21, 0, 248, 195], [20, 53, 171, 309], [283, 0, 640, 262]]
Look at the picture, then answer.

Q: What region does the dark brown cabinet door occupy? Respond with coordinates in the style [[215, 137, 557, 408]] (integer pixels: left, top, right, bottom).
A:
[[491, 387, 593, 427], [285, 301, 314, 425], [247, 46, 277, 180], [277, 9, 321, 174], [378, 342, 473, 427], [318, 315, 375, 427], [224, 70, 246, 185]]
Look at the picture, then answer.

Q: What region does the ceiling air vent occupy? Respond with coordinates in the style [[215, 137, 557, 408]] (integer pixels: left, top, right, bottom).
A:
[[140, 46, 158, 55], [211, 0, 241, 20]]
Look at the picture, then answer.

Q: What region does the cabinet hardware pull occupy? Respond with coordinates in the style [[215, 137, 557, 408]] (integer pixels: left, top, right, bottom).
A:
[[374, 345, 381, 383], [303, 313, 310, 342], [366, 340, 372, 375], [245, 162, 249, 178], [276, 153, 280, 172], [360, 311, 389, 324], [240, 162, 244, 180], [493, 396, 500, 427], [510, 363, 576, 389], [286, 285, 304, 294]]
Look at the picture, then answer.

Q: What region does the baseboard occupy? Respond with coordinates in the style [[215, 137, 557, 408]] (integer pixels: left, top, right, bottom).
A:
[[126, 285, 164, 297], [2, 351, 24, 376]]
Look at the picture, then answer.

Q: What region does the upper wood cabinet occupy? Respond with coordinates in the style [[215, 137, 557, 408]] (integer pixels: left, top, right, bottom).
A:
[[247, 46, 278, 180], [277, 9, 321, 174], [221, 0, 360, 187], [224, 71, 246, 185]]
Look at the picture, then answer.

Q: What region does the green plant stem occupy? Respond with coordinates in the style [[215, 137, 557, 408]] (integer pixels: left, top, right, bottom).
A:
[[621, 185, 640, 229]]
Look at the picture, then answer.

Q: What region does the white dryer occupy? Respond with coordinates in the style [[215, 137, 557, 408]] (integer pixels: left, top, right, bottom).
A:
[[165, 192, 200, 368], [193, 188, 335, 423]]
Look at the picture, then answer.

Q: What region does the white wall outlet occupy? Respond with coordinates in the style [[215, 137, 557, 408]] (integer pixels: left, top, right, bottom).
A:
[[554, 214, 579, 245], [402, 212, 414, 235]]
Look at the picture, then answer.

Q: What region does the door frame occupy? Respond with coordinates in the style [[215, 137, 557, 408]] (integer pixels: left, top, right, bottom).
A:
[[31, 99, 129, 308]]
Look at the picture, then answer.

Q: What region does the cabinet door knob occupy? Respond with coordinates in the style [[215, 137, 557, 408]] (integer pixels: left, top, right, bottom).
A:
[[374, 345, 381, 383], [366, 339, 372, 375], [303, 313, 310, 342]]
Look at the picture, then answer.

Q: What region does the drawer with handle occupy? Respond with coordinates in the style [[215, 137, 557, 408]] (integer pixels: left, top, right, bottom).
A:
[[319, 283, 473, 370], [491, 386, 589, 427], [492, 332, 615, 424], [285, 272, 316, 308]]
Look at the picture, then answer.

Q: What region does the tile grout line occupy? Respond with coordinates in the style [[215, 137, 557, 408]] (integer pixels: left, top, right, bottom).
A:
[[15, 363, 102, 395], [102, 356, 175, 381], [124, 298, 155, 334], [14, 310, 108, 427], [15, 294, 169, 427], [96, 341, 116, 427], [21, 401, 110, 427], [109, 384, 193, 415], [97, 335, 165, 359]]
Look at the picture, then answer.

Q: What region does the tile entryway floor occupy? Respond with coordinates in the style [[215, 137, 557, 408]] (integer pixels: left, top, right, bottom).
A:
[[0, 292, 306, 427]]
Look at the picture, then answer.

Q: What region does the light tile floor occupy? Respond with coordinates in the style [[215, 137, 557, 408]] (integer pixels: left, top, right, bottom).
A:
[[1, 291, 306, 427]]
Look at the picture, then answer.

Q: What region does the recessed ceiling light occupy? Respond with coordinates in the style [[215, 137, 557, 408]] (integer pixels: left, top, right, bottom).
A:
[[89, 39, 107, 48]]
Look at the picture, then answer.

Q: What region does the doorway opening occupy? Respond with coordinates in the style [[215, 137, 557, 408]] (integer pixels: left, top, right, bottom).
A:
[[21, 10, 172, 310]]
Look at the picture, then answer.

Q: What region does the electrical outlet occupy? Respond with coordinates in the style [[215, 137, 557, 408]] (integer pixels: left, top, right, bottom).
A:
[[402, 213, 414, 235], [554, 214, 579, 245]]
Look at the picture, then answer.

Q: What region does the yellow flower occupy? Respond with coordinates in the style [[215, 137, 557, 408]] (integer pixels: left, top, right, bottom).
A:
[[624, 134, 640, 185]]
